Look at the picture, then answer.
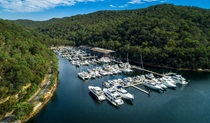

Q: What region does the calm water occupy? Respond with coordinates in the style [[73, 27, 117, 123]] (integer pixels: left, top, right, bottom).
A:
[[28, 57, 210, 123]]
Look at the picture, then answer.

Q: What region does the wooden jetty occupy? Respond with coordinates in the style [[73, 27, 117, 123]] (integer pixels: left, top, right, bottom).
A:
[[132, 85, 150, 95], [132, 66, 164, 76], [123, 82, 149, 95], [163, 72, 176, 76], [132, 66, 176, 77]]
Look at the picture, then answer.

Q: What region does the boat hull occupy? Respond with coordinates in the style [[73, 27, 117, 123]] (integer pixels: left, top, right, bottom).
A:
[[88, 86, 106, 101]]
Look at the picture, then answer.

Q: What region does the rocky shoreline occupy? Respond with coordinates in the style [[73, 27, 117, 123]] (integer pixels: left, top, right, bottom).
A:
[[128, 59, 210, 72], [22, 79, 58, 123]]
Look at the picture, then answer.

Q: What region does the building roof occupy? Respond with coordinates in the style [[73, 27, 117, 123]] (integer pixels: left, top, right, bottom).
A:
[[90, 47, 115, 54]]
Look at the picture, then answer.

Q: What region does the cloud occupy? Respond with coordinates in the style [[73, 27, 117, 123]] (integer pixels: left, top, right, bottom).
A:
[[160, 0, 166, 3], [118, 4, 128, 8], [110, 4, 128, 8], [0, 0, 102, 12], [128, 0, 144, 4], [143, 0, 157, 2], [110, 4, 116, 8]]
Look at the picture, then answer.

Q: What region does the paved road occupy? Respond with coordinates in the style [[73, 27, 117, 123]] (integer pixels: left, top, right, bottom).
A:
[[1, 68, 53, 123], [0, 115, 16, 123], [31, 73, 52, 103]]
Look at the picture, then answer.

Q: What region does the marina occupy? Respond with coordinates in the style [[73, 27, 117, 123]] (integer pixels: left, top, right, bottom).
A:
[[53, 46, 191, 107], [27, 54, 210, 123]]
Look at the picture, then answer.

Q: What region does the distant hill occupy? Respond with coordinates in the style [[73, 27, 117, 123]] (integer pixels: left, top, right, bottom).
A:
[[0, 19, 57, 117], [15, 19, 42, 29], [16, 4, 210, 70]]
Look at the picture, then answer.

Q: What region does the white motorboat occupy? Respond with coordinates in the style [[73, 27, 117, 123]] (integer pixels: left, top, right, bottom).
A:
[[88, 86, 106, 101], [123, 77, 132, 86], [113, 87, 134, 101], [152, 78, 167, 89], [120, 62, 133, 73], [160, 77, 176, 88], [71, 60, 76, 65], [100, 70, 109, 76], [108, 79, 122, 87], [75, 61, 81, 67], [143, 81, 163, 91], [87, 69, 96, 79], [122, 68, 133, 73], [90, 73, 96, 79], [94, 71, 101, 77], [78, 71, 90, 80], [103, 88, 124, 106], [83, 60, 89, 66], [171, 74, 188, 84], [145, 73, 155, 80], [103, 81, 113, 88]]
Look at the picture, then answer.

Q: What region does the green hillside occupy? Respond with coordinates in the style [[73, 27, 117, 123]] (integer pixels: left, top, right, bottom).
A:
[[0, 19, 57, 118], [17, 4, 210, 70]]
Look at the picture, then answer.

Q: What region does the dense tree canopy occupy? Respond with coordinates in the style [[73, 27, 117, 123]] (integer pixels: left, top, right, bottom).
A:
[[0, 19, 57, 118], [16, 4, 210, 70]]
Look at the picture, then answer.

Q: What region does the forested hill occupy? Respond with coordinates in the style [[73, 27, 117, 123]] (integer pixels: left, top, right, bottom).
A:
[[0, 19, 57, 117], [16, 4, 210, 70]]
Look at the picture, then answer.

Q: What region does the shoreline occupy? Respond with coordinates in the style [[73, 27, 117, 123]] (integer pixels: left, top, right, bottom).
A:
[[0, 75, 58, 123], [127, 59, 210, 73], [22, 78, 58, 123], [143, 63, 210, 72]]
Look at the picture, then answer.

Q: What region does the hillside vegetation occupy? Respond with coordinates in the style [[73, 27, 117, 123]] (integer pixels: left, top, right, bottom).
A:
[[16, 4, 210, 70], [0, 19, 57, 119]]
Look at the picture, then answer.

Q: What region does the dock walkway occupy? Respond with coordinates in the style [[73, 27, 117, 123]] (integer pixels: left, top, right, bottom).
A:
[[132, 85, 150, 95], [132, 66, 176, 77], [132, 66, 164, 76], [123, 82, 149, 95]]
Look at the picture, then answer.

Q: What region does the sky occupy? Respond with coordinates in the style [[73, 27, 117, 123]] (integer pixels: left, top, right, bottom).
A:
[[0, 0, 209, 21]]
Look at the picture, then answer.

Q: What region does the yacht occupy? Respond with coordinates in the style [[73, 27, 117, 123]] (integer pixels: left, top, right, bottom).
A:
[[75, 61, 81, 67], [171, 74, 188, 84], [160, 77, 176, 88], [71, 60, 76, 65], [87, 69, 96, 79], [122, 68, 134, 73], [88, 86, 106, 101], [143, 81, 163, 91], [145, 73, 155, 80], [90, 73, 96, 79], [103, 81, 112, 88], [123, 77, 132, 86], [113, 87, 134, 101], [83, 60, 89, 66], [78, 71, 90, 80], [120, 62, 133, 73], [103, 88, 124, 106], [152, 78, 167, 89], [100, 70, 109, 76], [94, 71, 101, 77], [116, 79, 124, 86]]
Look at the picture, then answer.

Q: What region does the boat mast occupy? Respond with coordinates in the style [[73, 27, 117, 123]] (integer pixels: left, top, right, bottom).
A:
[[127, 53, 129, 63], [140, 52, 144, 69], [140, 51, 144, 74]]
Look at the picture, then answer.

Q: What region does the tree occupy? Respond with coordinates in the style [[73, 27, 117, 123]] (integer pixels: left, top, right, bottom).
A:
[[13, 102, 33, 120]]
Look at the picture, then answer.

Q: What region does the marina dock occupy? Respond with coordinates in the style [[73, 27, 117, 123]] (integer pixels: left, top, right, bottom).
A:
[[132, 66, 164, 76], [132, 66, 176, 77], [55, 46, 185, 95], [132, 85, 150, 95], [123, 82, 149, 95]]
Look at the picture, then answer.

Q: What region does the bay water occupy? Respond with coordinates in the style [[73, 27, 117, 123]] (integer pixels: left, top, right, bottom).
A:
[[28, 56, 210, 123]]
